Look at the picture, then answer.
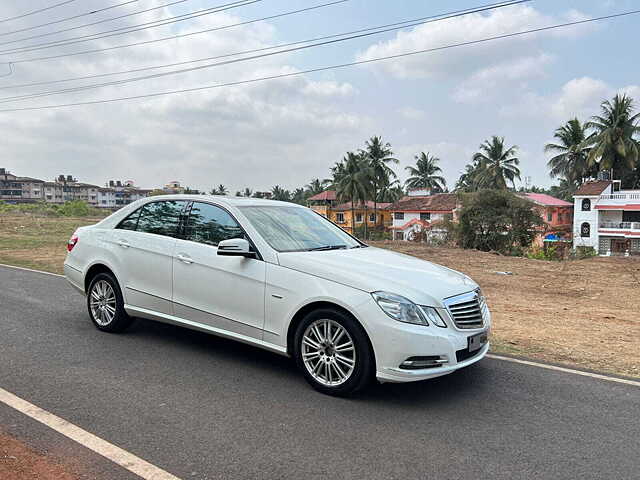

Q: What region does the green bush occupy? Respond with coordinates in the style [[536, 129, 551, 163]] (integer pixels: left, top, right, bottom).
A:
[[572, 246, 597, 259], [526, 245, 559, 261], [0, 200, 105, 218]]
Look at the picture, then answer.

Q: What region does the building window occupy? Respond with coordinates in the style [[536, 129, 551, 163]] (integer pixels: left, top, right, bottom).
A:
[[581, 198, 591, 211], [394, 231, 404, 240], [580, 222, 590, 237], [547, 212, 553, 222], [394, 212, 404, 220], [355, 213, 363, 223], [336, 212, 345, 224], [369, 213, 376, 223], [420, 212, 431, 221]]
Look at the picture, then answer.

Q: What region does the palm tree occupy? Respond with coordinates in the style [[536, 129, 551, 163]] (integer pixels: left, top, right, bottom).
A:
[[291, 187, 306, 205], [241, 187, 253, 197], [472, 136, 521, 189], [335, 152, 372, 235], [305, 178, 330, 196], [216, 184, 228, 196], [455, 160, 483, 192], [405, 152, 447, 193], [545, 118, 593, 184], [270, 185, 291, 201], [363, 136, 398, 227], [584, 94, 640, 181]]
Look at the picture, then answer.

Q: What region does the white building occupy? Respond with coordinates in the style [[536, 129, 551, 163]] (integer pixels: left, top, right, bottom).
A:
[[389, 193, 458, 241], [98, 180, 151, 208], [573, 179, 640, 256]]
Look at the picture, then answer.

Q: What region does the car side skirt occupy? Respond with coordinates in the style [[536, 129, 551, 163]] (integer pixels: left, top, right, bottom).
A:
[[124, 305, 289, 357]]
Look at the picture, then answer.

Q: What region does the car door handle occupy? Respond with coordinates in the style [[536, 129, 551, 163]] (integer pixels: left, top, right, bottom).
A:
[[117, 239, 130, 248], [176, 253, 193, 264]]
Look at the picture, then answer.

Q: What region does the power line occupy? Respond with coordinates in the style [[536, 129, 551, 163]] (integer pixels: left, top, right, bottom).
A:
[[2, 8, 638, 113], [3, 0, 348, 65], [0, 0, 526, 90], [0, 1, 530, 103], [0, 0, 172, 40], [0, 0, 78, 24], [0, 0, 262, 55]]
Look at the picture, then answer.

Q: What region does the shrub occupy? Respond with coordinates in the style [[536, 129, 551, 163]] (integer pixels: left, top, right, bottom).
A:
[[457, 190, 543, 254], [572, 246, 597, 259]]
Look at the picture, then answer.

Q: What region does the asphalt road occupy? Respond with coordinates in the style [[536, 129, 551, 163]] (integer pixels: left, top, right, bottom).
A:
[[1, 265, 638, 480]]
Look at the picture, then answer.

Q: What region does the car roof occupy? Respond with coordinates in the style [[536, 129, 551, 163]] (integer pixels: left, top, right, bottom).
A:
[[145, 194, 304, 208]]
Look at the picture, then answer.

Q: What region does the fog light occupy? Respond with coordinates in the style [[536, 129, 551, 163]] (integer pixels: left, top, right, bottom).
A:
[[399, 356, 448, 370]]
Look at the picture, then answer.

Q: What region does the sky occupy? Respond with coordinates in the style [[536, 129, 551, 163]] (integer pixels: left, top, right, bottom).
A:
[[0, 0, 639, 193]]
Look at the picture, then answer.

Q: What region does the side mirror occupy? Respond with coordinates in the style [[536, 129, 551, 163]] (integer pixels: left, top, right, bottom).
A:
[[217, 238, 256, 258]]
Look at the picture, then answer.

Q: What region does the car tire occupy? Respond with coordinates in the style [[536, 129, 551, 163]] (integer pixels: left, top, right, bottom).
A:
[[293, 308, 374, 396], [86, 272, 133, 333]]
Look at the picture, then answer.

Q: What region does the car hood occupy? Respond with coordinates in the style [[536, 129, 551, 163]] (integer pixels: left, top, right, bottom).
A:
[[277, 246, 478, 307]]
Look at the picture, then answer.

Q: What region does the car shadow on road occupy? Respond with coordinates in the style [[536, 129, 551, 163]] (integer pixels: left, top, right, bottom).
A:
[[125, 317, 490, 407]]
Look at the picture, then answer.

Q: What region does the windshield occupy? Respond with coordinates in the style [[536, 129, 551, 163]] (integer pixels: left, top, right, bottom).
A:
[[239, 205, 363, 252]]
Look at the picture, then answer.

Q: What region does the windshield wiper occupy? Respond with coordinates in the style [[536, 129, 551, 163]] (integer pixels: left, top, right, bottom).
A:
[[307, 244, 347, 251]]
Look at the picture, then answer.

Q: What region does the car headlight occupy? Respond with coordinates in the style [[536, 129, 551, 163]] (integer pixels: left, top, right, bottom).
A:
[[371, 291, 446, 327]]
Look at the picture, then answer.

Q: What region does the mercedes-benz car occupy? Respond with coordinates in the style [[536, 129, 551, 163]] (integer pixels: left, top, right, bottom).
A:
[[64, 195, 490, 396]]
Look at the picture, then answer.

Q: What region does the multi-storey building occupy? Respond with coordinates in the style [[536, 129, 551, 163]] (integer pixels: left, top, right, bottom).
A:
[[1, 168, 151, 209], [98, 180, 152, 208], [573, 179, 640, 256], [0, 168, 45, 203], [308, 191, 392, 234], [517, 192, 574, 245]]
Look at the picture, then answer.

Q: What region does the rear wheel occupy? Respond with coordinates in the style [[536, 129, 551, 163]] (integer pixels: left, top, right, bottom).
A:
[[294, 308, 374, 396], [87, 273, 133, 333]]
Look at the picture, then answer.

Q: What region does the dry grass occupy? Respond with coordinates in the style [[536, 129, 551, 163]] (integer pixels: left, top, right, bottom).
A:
[[1, 214, 638, 378], [370, 241, 640, 378]]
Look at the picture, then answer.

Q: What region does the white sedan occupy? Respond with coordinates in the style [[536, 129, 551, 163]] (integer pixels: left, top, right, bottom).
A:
[[65, 196, 490, 396]]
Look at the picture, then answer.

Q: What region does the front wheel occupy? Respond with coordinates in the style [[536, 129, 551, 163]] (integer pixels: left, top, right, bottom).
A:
[[293, 308, 374, 396], [87, 272, 133, 333]]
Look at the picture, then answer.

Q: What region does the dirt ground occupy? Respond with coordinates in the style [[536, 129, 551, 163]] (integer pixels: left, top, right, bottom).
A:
[[370, 241, 640, 378], [0, 431, 80, 480], [0, 214, 638, 378]]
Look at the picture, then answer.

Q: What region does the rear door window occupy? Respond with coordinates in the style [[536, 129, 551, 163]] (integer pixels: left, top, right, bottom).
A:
[[135, 201, 187, 237]]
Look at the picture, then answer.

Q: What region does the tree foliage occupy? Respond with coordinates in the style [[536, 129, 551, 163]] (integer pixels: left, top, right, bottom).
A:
[[457, 190, 543, 253], [405, 152, 447, 193]]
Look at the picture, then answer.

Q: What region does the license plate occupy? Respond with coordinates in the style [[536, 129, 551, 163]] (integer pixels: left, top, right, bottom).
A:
[[468, 331, 488, 352]]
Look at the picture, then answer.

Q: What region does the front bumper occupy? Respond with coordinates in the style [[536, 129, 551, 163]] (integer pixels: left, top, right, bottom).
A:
[[358, 298, 491, 383]]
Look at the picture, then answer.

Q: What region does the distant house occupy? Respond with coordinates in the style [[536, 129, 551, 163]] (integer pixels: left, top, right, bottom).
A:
[[308, 190, 337, 218], [518, 192, 574, 246], [388, 193, 459, 241], [573, 179, 640, 256]]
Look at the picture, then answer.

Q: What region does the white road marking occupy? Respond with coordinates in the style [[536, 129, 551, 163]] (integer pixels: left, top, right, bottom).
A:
[[1, 262, 638, 388], [0, 387, 182, 480], [487, 354, 640, 387], [0, 263, 64, 277]]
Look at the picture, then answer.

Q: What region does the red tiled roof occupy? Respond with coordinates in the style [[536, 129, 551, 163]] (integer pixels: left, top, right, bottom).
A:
[[574, 181, 611, 196], [388, 193, 458, 212], [389, 218, 430, 230], [308, 190, 336, 201], [334, 200, 391, 210], [519, 192, 573, 207]]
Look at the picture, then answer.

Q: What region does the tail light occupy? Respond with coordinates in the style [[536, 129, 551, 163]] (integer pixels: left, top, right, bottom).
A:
[[67, 233, 79, 252]]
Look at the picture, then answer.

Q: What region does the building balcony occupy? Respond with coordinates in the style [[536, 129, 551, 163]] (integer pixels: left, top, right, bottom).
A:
[[599, 221, 640, 233], [597, 192, 640, 209]]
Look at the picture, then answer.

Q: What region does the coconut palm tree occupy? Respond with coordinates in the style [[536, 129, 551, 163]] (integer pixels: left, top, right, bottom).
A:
[[305, 178, 330, 196], [455, 160, 483, 192], [270, 185, 291, 201], [405, 152, 447, 193], [363, 136, 398, 227], [584, 94, 640, 181], [545, 118, 593, 184], [335, 152, 372, 235], [472, 136, 521, 189]]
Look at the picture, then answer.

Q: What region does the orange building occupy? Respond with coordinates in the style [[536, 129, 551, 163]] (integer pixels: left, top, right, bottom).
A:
[[308, 191, 392, 234], [518, 193, 574, 245]]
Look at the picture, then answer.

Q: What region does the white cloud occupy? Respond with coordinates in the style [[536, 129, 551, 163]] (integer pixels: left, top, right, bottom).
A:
[[453, 53, 553, 103], [355, 5, 593, 81]]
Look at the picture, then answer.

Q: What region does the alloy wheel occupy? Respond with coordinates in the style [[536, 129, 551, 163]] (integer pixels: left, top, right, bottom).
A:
[[301, 319, 356, 386], [89, 280, 117, 326]]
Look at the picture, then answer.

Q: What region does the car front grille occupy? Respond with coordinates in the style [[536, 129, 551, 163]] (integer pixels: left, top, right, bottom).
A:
[[444, 289, 486, 329]]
